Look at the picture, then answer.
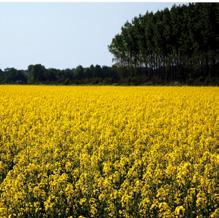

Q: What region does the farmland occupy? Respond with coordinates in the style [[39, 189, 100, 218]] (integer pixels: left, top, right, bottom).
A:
[[0, 86, 218, 217]]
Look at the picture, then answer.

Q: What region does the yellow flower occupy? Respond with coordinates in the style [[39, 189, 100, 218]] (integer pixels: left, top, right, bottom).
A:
[[0, 86, 217, 217], [175, 206, 185, 217]]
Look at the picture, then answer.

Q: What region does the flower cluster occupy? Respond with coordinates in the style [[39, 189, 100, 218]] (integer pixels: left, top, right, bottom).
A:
[[0, 86, 218, 217]]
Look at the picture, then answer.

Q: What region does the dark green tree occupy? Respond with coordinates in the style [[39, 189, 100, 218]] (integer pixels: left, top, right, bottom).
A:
[[27, 64, 46, 84]]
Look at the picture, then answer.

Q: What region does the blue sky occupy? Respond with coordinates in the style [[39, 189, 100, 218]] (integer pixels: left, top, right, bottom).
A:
[[0, 3, 174, 70]]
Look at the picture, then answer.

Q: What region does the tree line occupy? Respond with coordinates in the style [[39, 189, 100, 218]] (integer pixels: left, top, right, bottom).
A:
[[109, 3, 218, 84], [0, 65, 120, 85], [0, 3, 218, 85]]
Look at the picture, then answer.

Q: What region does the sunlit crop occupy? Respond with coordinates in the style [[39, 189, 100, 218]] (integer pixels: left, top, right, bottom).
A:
[[0, 85, 218, 217]]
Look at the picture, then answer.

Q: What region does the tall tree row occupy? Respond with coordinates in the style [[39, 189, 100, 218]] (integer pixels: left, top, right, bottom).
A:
[[109, 3, 218, 84]]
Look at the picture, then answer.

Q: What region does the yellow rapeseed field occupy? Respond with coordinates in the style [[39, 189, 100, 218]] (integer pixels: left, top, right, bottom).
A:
[[0, 85, 218, 217]]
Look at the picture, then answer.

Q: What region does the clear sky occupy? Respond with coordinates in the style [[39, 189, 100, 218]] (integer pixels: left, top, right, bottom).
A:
[[0, 3, 174, 70]]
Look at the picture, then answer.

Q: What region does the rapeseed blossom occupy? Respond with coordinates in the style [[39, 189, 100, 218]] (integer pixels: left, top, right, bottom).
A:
[[0, 85, 218, 217]]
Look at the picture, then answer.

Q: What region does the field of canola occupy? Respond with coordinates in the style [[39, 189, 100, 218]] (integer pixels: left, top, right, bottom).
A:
[[0, 85, 218, 218]]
